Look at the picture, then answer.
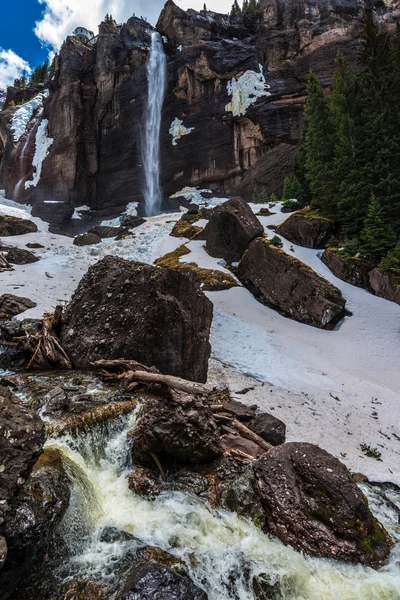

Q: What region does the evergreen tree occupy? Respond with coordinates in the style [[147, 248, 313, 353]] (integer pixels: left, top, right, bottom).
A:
[[304, 70, 336, 214], [203, 3, 207, 10], [379, 244, 400, 275], [358, 194, 396, 261], [242, 0, 249, 12], [230, 0, 241, 16]]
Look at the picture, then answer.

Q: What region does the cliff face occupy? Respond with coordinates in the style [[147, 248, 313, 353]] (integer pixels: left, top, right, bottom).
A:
[[0, 0, 397, 227]]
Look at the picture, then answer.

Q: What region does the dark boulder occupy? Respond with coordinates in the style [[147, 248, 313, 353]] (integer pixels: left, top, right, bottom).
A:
[[121, 215, 146, 229], [248, 413, 286, 446], [60, 256, 213, 382], [369, 268, 400, 305], [131, 389, 222, 465], [26, 243, 44, 249], [204, 197, 264, 264], [73, 232, 101, 246], [321, 249, 375, 290], [276, 207, 334, 249], [5, 248, 39, 265], [121, 562, 208, 600], [171, 212, 204, 240], [87, 226, 128, 239], [0, 295, 36, 319], [253, 443, 393, 568], [236, 238, 346, 328], [128, 467, 160, 499], [223, 470, 265, 528], [0, 216, 37, 237]]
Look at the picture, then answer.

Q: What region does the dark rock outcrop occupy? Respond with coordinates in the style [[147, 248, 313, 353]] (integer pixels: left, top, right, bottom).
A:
[[369, 268, 400, 305], [121, 562, 208, 600], [131, 389, 222, 465], [0, 216, 37, 236], [5, 248, 39, 265], [204, 197, 264, 263], [60, 256, 213, 382], [276, 207, 334, 248], [73, 232, 101, 246], [321, 249, 375, 290], [87, 226, 128, 239], [248, 413, 286, 446], [0, 295, 36, 319], [236, 238, 346, 328], [253, 442, 393, 568], [223, 469, 265, 528]]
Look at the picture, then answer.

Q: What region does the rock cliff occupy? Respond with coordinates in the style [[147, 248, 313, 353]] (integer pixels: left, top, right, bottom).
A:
[[0, 0, 398, 227]]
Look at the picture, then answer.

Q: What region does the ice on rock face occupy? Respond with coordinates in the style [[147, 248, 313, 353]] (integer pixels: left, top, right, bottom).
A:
[[11, 91, 49, 142], [169, 118, 195, 146], [225, 66, 271, 117], [25, 119, 53, 189]]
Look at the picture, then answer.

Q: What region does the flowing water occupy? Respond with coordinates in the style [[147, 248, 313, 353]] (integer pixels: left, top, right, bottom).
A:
[[47, 409, 400, 600], [142, 32, 167, 217], [12, 109, 43, 201]]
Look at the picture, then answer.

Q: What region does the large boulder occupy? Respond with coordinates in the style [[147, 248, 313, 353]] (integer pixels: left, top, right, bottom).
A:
[[253, 443, 393, 568], [321, 249, 375, 290], [0, 216, 37, 237], [248, 413, 286, 447], [5, 248, 39, 265], [73, 232, 101, 246], [60, 256, 213, 382], [131, 389, 222, 465], [236, 238, 346, 328], [276, 207, 334, 248], [369, 268, 400, 305], [0, 295, 36, 319], [121, 562, 208, 600], [204, 197, 264, 264]]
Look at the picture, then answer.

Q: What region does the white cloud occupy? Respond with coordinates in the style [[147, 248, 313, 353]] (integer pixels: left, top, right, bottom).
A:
[[0, 49, 32, 90], [34, 0, 233, 53]]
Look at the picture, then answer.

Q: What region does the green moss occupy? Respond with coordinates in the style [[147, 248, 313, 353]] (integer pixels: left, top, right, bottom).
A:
[[289, 206, 334, 224], [155, 245, 238, 291], [171, 219, 203, 240]]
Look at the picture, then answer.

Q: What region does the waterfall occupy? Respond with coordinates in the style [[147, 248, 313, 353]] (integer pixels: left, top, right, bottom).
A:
[[142, 32, 167, 217]]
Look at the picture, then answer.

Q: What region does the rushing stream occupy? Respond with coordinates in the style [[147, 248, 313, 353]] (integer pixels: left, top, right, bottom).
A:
[[142, 32, 167, 217], [45, 408, 400, 600]]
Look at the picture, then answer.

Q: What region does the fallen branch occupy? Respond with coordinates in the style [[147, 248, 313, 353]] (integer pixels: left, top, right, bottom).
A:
[[214, 413, 272, 453], [149, 452, 167, 483], [26, 312, 72, 370], [91, 359, 158, 374]]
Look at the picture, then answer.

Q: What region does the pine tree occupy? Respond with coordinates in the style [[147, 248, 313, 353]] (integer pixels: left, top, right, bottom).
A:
[[304, 70, 336, 214], [358, 194, 396, 261], [230, 0, 241, 16], [379, 244, 400, 275], [242, 0, 249, 12]]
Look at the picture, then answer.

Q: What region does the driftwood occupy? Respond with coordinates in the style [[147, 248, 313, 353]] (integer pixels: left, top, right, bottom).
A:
[[26, 312, 72, 370], [0, 254, 13, 272], [214, 413, 272, 453], [91, 359, 159, 374], [91, 360, 212, 396]]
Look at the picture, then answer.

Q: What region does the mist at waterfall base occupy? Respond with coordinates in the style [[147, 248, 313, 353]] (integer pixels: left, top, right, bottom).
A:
[[42, 405, 400, 600], [142, 32, 167, 217]]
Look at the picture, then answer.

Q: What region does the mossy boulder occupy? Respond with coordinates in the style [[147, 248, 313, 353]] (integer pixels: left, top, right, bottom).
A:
[[155, 245, 237, 291], [321, 249, 375, 290], [0, 216, 37, 236], [236, 237, 346, 329], [276, 207, 334, 248], [73, 232, 101, 246], [5, 248, 39, 265], [253, 443, 393, 568], [171, 211, 204, 240]]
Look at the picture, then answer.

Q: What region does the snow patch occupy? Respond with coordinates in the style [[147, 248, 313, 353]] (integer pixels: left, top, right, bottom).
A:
[[225, 66, 270, 117], [177, 45, 183, 52], [170, 187, 228, 208], [72, 205, 91, 220], [100, 202, 139, 227], [11, 91, 48, 142], [169, 118, 195, 146], [25, 119, 53, 189]]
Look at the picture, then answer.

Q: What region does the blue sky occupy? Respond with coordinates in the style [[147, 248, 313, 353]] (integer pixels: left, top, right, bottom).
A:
[[0, 0, 231, 89]]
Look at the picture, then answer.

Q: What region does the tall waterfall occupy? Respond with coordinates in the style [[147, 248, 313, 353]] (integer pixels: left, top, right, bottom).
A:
[[142, 32, 167, 217]]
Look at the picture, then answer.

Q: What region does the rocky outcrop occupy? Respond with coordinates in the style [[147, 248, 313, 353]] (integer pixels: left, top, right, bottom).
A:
[[253, 443, 393, 568], [236, 237, 346, 328], [369, 267, 400, 305], [0, 295, 36, 319], [60, 256, 213, 382], [276, 207, 334, 248], [131, 389, 222, 465], [121, 562, 208, 600], [204, 197, 264, 263], [0, 216, 37, 236], [321, 248, 375, 290], [73, 232, 101, 246], [248, 413, 286, 446], [5, 248, 39, 265]]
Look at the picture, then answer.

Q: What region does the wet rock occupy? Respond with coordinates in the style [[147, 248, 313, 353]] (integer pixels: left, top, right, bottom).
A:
[[236, 238, 346, 329], [252, 573, 283, 600], [0, 537, 7, 570], [369, 268, 400, 305], [0, 216, 37, 236], [73, 232, 102, 246], [223, 469, 265, 528], [58, 581, 108, 600], [221, 434, 266, 459], [0, 319, 42, 370], [128, 467, 160, 499], [0, 295, 36, 319], [50, 399, 138, 436], [5, 248, 39, 265], [204, 197, 264, 264], [321, 249, 375, 290], [99, 527, 135, 544], [40, 386, 70, 417], [131, 389, 222, 465], [276, 207, 334, 248], [60, 256, 213, 382], [248, 413, 286, 446], [121, 562, 208, 600], [167, 469, 209, 496], [253, 442, 393, 568]]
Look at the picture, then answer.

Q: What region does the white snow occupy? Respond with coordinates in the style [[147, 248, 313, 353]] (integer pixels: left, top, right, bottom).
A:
[[170, 187, 228, 207], [11, 92, 48, 142], [101, 202, 139, 227], [24, 119, 53, 189], [169, 118, 195, 146], [225, 66, 271, 117], [72, 205, 91, 220], [177, 45, 183, 52], [0, 196, 399, 487]]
